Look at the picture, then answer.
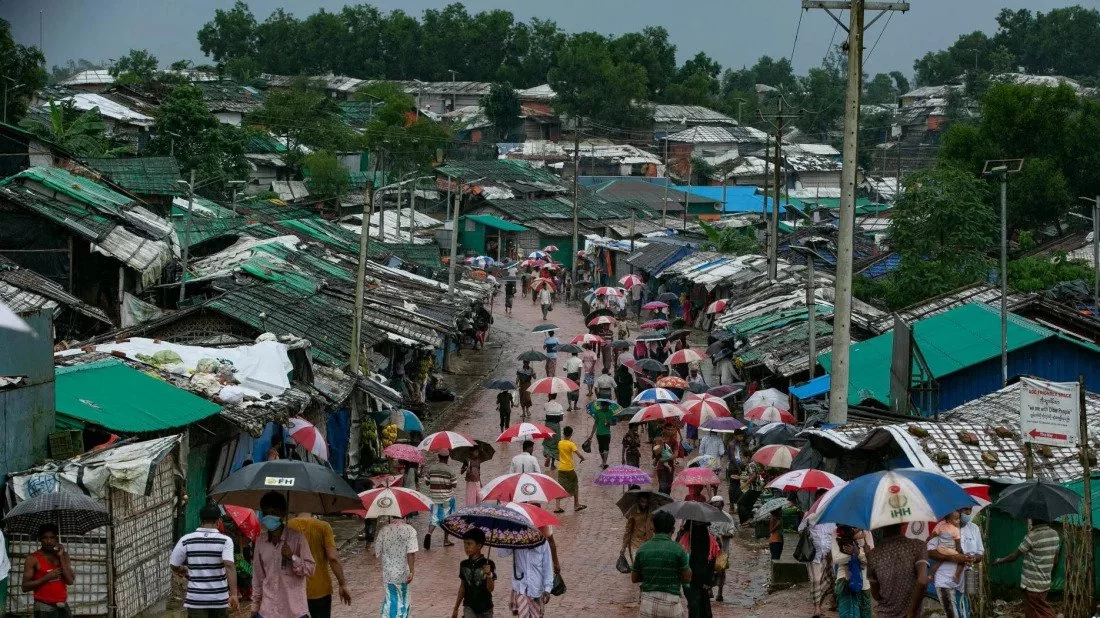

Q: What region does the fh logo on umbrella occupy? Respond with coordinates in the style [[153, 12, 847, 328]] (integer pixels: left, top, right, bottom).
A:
[[520, 483, 537, 496], [264, 477, 296, 487], [887, 485, 910, 518]]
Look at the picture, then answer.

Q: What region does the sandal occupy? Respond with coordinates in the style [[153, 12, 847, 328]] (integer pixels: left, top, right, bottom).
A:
[[553, 508, 566, 514], [443, 541, 456, 547], [575, 505, 587, 512]]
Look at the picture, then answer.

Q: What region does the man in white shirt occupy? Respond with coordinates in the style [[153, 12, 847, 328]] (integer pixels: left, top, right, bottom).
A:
[[538, 286, 553, 320], [169, 503, 239, 616], [928, 506, 984, 618], [563, 352, 583, 411], [510, 441, 543, 474], [374, 516, 418, 618], [499, 541, 554, 618]]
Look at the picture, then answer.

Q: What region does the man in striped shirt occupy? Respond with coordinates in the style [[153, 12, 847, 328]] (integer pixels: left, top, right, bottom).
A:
[[995, 519, 1061, 618], [169, 504, 238, 617], [423, 451, 459, 550]]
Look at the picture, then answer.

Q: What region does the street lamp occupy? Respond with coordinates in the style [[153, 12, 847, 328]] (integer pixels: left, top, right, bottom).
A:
[[790, 242, 830, 380]]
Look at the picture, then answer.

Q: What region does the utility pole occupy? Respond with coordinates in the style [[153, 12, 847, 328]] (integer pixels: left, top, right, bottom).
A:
[[761, 136, 770, 250], [408, 180, 417, 243], [983, 159, 1023, 386], [571, 125, 581, 293], [178, 169, 196, 304], [351, 182, 373, 378], [802, 0, 909, 424], [661, 137, 670, 227], [759, 98, 800, 280], [448, 190, 462, 296]]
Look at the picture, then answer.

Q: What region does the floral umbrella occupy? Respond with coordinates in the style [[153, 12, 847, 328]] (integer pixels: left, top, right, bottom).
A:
[[382, 443, 424, 464], [672, 467, 721, 487], [442, 504, 546, 549], [594, 465, 652, 487], [655, 376, 689, 389]]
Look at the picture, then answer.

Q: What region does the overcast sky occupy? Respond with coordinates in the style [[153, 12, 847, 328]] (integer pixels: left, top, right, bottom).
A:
[[0, 0, 1084, 78]]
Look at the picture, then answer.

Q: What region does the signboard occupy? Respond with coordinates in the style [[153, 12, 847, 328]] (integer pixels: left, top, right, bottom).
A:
[[1020, 377, 1081, 447]]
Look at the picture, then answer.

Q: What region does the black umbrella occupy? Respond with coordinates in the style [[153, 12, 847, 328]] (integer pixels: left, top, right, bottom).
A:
[[706, 340, 732, 357], [586, 308, 616, 321], [637, 332, 668, 342], [754, 423, 801, 446], [451, 440, 497, 464], [656, 500, 733, 523], [636, 358, 665, 374], [658, 292, 680, 303], [517, 350, 549, 362], [557, 343, 583, 354], [485, 379, 517, 390], [611, 339, 632, 350], [532, 324, 558, 333], [210, 460, 361, 513], [616, 490, 674, 516], [4, 492, 110, 535], [667, 329, 692, 341], [616, 406, 642, 419], [993, 479, 1081, 521], [686, 381, 709, 394]]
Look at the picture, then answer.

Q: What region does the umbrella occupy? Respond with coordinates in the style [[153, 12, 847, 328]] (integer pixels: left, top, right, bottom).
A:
[[752, 498, 792, 522], [542, 245, 559, 252], [752, 444, 800, 468], [635, 358, 666, 374], [816, 469, 978, 529], [611, 339, 632, 350], [418, 431, 476, 452], [681, 398, 732, 427], [802, 485, 845, 528], [209, 460, 361, 513], [388, 409, 424, 432], [629, 403, 685, 424], [556, 343, 583, 354], [480, 472, 569, 503], [656, 501, 733, 523], [767, 469, 846, 492], [586, 399, 622, 417], [223, 505, 260, 541], [745, 405, 796, 424], [684, 392, 729, 406], [686, 455, 723, 471], [636, 331, 668, 342], [616, 406, 642, 420], [520, 259, 545, 268], [994, 479, 1081, 521], [347, 486, 433, 519], [0, 299, 33, 334], [467, 256, 496, 269], [700, 417, 745, 433], [451, 440, 497, 464], [744, 388, 790, 412], [706, 299, 730, 315], [754, 422, 801, 446], [905, 483, 992, 540], [706, 340, 733, 357], [642, 301, 669, 310], [708, 384, 745, 398], [667, 329, 691, 341], [666, 349, 707, 366], [485, 379, 517, 390], [504, 502, 561, 529], [640, 319, 669, 330], [571, 333, 603, 345], [442, 504, 546, 549], [617, 490, 674, 516], [531, 278, 556, 292], [382, 443, 425, 464], [657, 292, 680, 304], [528, 376, 578, 394], [586, 307, 616, 320], [532, 323, 558, 333], [673, 467, 721, 487], [656, 376, 688, 389], [686, 382, 709, 394], [620, 274, 644, 289], [588, 315, 616, 327], [633, 387, 680, 404], [3, 492, 110, 535], [287, 417, 329, 461], [594, 286, 623, 296], [528, 250, 549, 260], [594, 465, 653, 487], [497, 422, 556, 443], [517, 350, 549, 362]]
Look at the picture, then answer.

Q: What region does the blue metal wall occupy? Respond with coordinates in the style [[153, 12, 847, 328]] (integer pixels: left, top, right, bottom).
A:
[[0, 309, 55, 482]]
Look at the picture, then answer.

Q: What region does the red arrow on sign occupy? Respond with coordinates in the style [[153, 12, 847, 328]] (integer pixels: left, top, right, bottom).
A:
[[1029, 428, 1068, 441]]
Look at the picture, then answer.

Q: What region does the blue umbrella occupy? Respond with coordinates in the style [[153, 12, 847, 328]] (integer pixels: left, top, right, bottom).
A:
[[632, 388, 680, 404], [816, 468, 977, 530], [467, 256, 496, 269], [390, 409, 423, 432]]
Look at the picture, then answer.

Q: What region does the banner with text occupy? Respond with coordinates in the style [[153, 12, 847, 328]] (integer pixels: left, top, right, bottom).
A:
[[1019, 377, 1080, 448]]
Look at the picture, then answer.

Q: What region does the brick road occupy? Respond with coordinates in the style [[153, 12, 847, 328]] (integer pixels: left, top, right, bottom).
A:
[[331, 290, 813, 617]]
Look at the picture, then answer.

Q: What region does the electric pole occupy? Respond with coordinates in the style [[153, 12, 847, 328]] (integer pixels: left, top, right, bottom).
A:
[[802, 0, 909, 424], [571, 124, 581, 295], [759, 98, 800, 281]]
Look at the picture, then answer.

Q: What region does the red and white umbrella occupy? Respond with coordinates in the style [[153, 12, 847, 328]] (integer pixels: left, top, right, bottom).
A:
[[531, 277, 556, 291], [418, 431, 476, 452], [903, 483, 993, 540], [521, 258, 545, 268], [743, 387, 790, 412], [527, 376, 578, 395], [629, 403, 685, 424], [706, 299, 730, 315], [497, 422, 556, 443], [752, 444, 800, 469], [288, 417, 329, 461], [543, 245, 560, 252], [620, 274, 644, 289], [640, 319, 669, 330], [480, 472, 569, 503], [767, 469, 845, 492], [382, 443, 424, 463], [745, 405, 796, 424], [504, 502, 561, 528], [571, 333, 603, 345], [594, 286, 623, 296], [665, 348, 707, 366], [587, 315, 616, 327], [673, 467, 721, 487], [347, 486, 433, 519], [681, 398, 732, 427], [642, 301, 669, 310]]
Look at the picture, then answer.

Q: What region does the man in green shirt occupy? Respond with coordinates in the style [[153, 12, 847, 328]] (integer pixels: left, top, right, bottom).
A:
[[584, 394, 616, 469], [631, 511, 690, 617], [994, 519, 1061, 618]]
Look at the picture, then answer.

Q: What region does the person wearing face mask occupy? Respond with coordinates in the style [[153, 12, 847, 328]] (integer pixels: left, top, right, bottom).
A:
[[252, 492, 315, 618], [928, 507, 985, 618]]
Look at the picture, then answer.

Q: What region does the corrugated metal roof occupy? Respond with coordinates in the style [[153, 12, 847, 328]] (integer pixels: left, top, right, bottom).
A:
[[438, 160, 569, 197], [664, 126, 741, 144], [516, 84, 555, 101], [865, 284, 1034, 335], [626, 242, 696, 274], [53, 93, 153, 126], [59, 70, 114, 87], [84, 157, 181, 195], [482, 194, 655, 222], [465, 214, 527, 232], [682, 185, 774, 214], [650, 104, 735, 125]]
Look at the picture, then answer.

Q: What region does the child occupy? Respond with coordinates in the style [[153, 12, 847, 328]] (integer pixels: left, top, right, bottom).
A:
[[453, 528, 496, 618], [928, 510, 966, 584], [622, 425, 641, 468]]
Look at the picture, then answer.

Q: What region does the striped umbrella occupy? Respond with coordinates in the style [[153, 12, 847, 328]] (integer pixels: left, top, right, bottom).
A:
[[288, 417, 329, 461], [681, 398, 732, 427], [347, 486, 433, 519], [666, 349, 707, 366], [480, 472, 569, 503], [632, 387, 680, 404], [815, 469, 978, 529], [745, 405, 796, 424], [571, 333, 603, 345], [751, 444, 800, 469], [594, 286, 623, 296], [504, 502, 561, 528], [497, 422, 556, 443], [743, 388, 790, 412], [629, 403, 685, 424], [642, 301, 669, 310], [640, 319, 669, 330], [417, 431, 476, 452], [531, 277, 556, 292], [620, 274, 644, 289], [594, 465, 653, 486], [528, 376, 578, 394], [587, 315, 616, 327], [767, 469, 846, 492]]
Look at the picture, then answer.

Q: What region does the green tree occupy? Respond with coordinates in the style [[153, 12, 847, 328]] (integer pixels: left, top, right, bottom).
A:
[[20, 100, 125, 156], [304, 150, 350, 198], [149, 84, 248, 190], [255, 9, 304, 76], [698, 220, 759, 255], [197, 0, 257, 64], [483, 82, 521, 141], [249, 79, 359, 171], [794, 51, 846, 137], [666, 52, 721, 105], [357, 83, 452, 180], [0, 19, 47, 124], [497, 18, 565, 86], [609, 27, 677, 99], [549, 32, 649, 129], [864, 73, 899, 105], [109, 49, 159, 84]]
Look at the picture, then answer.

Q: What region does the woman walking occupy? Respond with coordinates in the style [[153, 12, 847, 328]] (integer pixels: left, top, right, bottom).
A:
[[460, 450, 483, 507], [833, 525, 874, 618], [516, 361, 535, 421], [542, 394, 564, 470], [806, 507, 837, 617]]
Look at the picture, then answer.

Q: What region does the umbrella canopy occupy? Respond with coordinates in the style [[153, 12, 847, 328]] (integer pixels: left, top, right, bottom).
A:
[[754, 422, 801, 446], [571, 333, 603, 345], [209, 460, 361, 513], [752, 498, 792, 522], [528, 250, 549, 260], [745, 405, 796, 424], [4, 492, 110, 535], [655, 376, 688, 389], [656, 500, 733, 523], [620, 274, 644, 289], [684, 393, 730, 406], [288, 417, 329, 461], [642, 301, 669, 311], [528, 376, 578, 395], [686, 455, 723, 471], [681, 398, 732, 427], [633, 388, 680, 404], [767, 469, 846, 492], [504, 502, 561, 528], [816, 469, 979, 529], [706, 299, 729, 315], [708, 384, 744, 398], [666, 349, 707, 365], [532, 323, 558, 333], [531, 278, 556, 292], [451, 440, 497, 464], [611, 339, 632, 350], [223, 505, 260, 541], [382, 443, 425, 464], [594, 286, 623, 297], [673, 467, 721, 487], [667, 329, 691, 341], [466, 256, 496, 269], [556, 343, 583, 354], [640, 319, 669, 330], [687, 382, 709, 394], [480, 472, 569, 504], [443, 504, 546, 549], [617, 406, 642, 420], [517, 350, 549, 362], [587, 315, 616, 327], [630, 403, 685, 424], [347, 486, 433, 519], [586, 399, 622, 417], [485, 379, 517, 391], [617, 490, 674, 516], [752, 444, 800, 469], [594, 465, 653, 487], [497, 422, 556, 443], [388, 409, 424, 433], [520, 259, 545, 268], [636, 358, 666, 374], [744, 388, 790, 412], [905, 483, 992, 540], [636, 331, 668, 342], [700, 417, 746, 433], [418, 431, 476, 452], [993, 479, 1081, 521], [542, 245, 559, 252], [802, 485, 845, 528], [658, 292, 680, 303]]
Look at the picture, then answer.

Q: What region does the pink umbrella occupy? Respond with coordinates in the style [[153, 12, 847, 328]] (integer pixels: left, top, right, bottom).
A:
[[542, 245, 560, 252], [527, 376, 578, 395], [531, 277, 556, 291], [752, 444, 800, 469], [496, 422, 555, 443], [767, 469, 845, 492], [382, 443, 424, 463], [224, 505, 261, 541], [620, 274, 644, 289], [504, 502, 562, 528], [594, 286, 623, 296], [594, 465, 652, 487], [480, 472, 569, 503], [673, 467, 721, 487], [629, 403, 685, 424], [681, 398, 732, 427], [288, 417, 329, 461], [418, 431, 476, 452], [642, 301, 669, 311], [521, 259, 545, 268], [346, 486, 433, 519], [640, 319, 669, 330], [587, 315, 616, 327], [706, 299, 730, 315], [745, 405, 796, 424], [571, 333, 603, 345], [665, 348, 707, 365]]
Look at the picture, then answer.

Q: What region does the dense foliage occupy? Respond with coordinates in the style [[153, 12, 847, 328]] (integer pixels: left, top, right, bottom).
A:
[[0, 19, 47, 123]]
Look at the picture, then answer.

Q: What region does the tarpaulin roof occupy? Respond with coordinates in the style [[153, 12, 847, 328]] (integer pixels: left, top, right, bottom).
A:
[[55, 359, 222, 433], [790, 374, 831, 399], [464, 214, 527, 232], [84, 157, 181, 196]]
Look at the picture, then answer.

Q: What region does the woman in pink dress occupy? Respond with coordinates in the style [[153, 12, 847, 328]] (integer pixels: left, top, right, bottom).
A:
[[460, 450, 482, 506]]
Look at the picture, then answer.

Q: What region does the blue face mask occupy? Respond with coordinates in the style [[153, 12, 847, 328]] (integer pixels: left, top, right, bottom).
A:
[[260, 514, 283, 531], [960, 513, 972, 525]]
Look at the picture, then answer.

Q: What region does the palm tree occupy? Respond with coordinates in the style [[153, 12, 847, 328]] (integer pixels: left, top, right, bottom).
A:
[[21, 100, 129, 157]]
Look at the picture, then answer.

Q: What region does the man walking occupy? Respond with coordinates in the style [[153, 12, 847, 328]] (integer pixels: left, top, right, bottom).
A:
[[169, 503, 239, 617], [564, 350, 583, 411], [374, 515, 418, 618], [510, 441, 542, 474], [252, 492, 315, 618], [499, 540, 554, 618], [538, 284, 553, 320], [994, 519, 1060, 618], [594, 367, 616, 401], [631, 278, 645, 318], [632, 510, 691, 617], [543, 331, 559, 377], [866, 524, 929, 618], [288, 513, 352, 618], [584, 399, 615, 469], [554, 426, 586, 514], [424, 451, 459, 549]]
